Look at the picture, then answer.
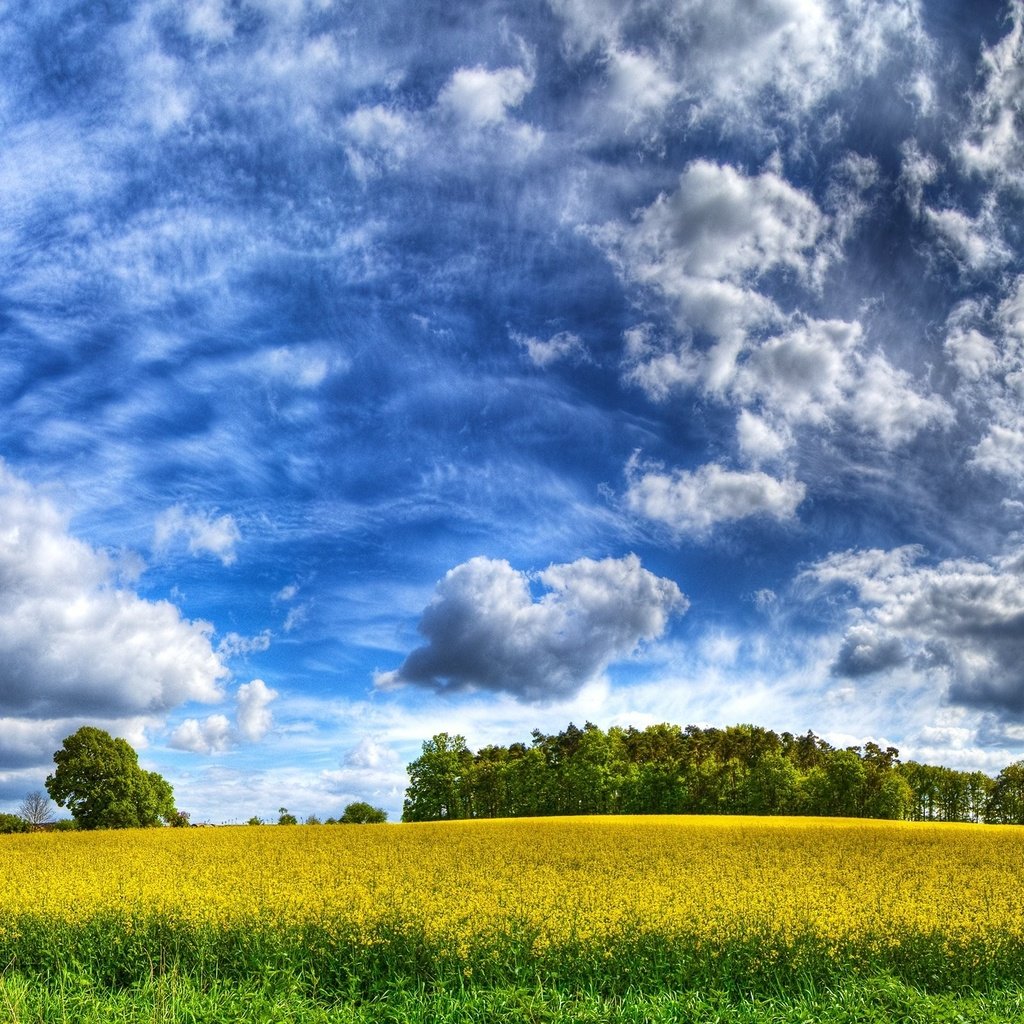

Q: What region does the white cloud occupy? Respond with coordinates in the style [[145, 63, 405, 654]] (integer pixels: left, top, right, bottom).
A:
[[944, 302, 999, 381], [605, 159, 950, 452], [170, 678, 278, 754], [170, 714, 233, 755], [606, 47, 680, 119], [629, 311, 952, 449], [342, 104, 416, 180], [184, 0, 235, 43], [236, 679, 278, 742], [154, 505, 241, 566], [602, 160, 830, 396], [438, 65, 534, 126], [513, 329, 585, 367], [320, 737, 407, 810], [736, 410, 791, 464], [923, 202, 1010, 270], [847, 353, 955, 447], [624, 456, 806, 536], [805, 544, 1024, 716], [0, 463, 226, 721], [380, 554, 686, 701], [948, 277, 1024, 485], [615, 159, 827, 290], [959, 0, 1024, 189], [970, 424, 1024, 481], [899, 139, 939, 216], [217, 630, 272, 659], [733, 318, 860, 426], [551, 0, 923, 130]]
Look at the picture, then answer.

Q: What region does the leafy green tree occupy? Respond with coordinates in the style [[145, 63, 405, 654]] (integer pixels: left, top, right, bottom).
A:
[[277, 807, 298, 825], [987, 761, 1024, 824], [45, 727, 177, 829], [865, 770, 913, 820], [340, 801, 388, 824], [0, 812, 29, 834], [402, 733, 472, 821], [246, 816, 265, 826], [744, 751, 799, 815]]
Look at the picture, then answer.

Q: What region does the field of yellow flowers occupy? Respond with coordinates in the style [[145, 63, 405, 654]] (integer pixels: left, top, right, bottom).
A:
[[3, 815, 1024, 999]]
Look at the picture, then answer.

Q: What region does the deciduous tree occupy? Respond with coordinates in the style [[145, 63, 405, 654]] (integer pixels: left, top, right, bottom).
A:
[[45, 727, 177, 830]]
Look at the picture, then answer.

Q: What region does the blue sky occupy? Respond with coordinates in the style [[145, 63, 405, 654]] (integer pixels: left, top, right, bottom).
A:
[[2, 0, 1024, 822]]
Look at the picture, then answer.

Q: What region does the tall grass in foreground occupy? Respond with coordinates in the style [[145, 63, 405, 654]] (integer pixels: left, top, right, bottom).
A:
[[1, 816, 1024, 1007]]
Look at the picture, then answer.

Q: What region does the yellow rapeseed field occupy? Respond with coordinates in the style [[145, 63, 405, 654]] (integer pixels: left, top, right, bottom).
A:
[[2, 815, 1024, 956]]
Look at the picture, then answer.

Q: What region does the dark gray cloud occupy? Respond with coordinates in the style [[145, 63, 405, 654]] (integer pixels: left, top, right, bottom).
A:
[[832, 625, 909, 678], [808, 546, 1024, 716], [381, 554, 686, 701]]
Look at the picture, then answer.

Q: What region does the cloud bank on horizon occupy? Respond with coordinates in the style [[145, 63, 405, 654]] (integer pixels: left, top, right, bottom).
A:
[[1, 0, 1023, 821]]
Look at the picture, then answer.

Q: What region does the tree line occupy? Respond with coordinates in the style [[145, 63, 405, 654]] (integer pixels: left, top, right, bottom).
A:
[[402, 721, 1024, 825], [0, 727, 389, 832]]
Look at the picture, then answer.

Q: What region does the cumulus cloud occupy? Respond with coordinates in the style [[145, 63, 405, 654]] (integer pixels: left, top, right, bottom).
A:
[[608, 159, 827, 299], [438, 65, 534, 126], [944, 301, 999, 382], [170, 714, 233, 755], [170, 678, 278, 754], [0, 464, 226, 720], [736, 410, 791, 464], [624, 456, 806, 536], [379, 554, 686, 701], [154, 505, 241, 565], [806, 545, 1024, 716], [608, 162, 949, 451], [236, 679, 278, 742], [551, 0, 923, 130], [923, 202, 1010, 271]]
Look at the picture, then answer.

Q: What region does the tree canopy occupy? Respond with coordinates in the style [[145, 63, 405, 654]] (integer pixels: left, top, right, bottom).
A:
[[402, 721, 1006, 824], [340, 801, 388, 824], [45, 727, 177, 830]]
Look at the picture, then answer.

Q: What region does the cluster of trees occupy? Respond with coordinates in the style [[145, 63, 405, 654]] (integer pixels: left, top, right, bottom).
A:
[[15, 727, 389, 831], [402, 722, 1024, 825], [247, 802, 387, 825]]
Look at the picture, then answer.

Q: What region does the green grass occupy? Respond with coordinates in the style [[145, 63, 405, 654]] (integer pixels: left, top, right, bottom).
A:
[[1, 975, 1024, 1024], [2, 917, 1023, 1022]]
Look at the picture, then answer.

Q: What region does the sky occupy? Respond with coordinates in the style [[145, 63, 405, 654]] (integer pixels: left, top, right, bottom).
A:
[[2, 0, 1024, 824]]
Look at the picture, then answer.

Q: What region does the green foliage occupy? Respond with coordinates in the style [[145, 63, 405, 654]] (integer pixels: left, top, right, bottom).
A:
[[402, 733, 473, 822], [0, 812, 29, 834], [49, 818, 79, 831], [45, 726, 177, 830], [277, 807, 298, 825], [403, 721, 999, 824], [246, 816, 265, 826], [0, 971, 1023, 1023], [986, 761, 1024, 824], [340, 801, 387, 824]]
